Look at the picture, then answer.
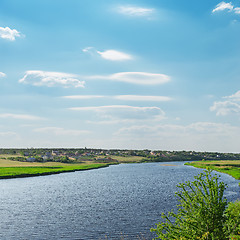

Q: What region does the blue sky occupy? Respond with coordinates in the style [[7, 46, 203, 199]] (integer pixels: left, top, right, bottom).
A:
[[0, 0, 240, 152]]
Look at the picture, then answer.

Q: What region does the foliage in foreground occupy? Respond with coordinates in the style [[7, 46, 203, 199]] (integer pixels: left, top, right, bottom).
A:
[[224, 201, 240, 239], [151, 170, 240, 240]]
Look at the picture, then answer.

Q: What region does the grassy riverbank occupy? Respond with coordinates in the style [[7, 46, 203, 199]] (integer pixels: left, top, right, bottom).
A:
[[185, 160, 240, 180], [0, 155, 145, 179], [0, 161, 111, 179]]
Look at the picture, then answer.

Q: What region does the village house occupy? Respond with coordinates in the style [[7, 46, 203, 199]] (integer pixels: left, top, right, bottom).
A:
[[26, 157, 36, 162]]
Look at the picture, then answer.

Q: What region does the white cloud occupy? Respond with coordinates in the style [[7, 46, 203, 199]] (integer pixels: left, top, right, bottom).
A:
[[115, 122, 240, 141], [83, 47, 133, 61], [70, 105, 165, 121], [0, 72, 6, 78], [188, 122, 235, 133], [34, 127, 89, 136], [212, 2, 240, 15], [116, 122, 240, 138], [62, 95, 172, 101], [210, 101, 240, 116], [0, 27, 21, 41], [116, 124, 184, 137], [97, 50, 132, 61], [19, 70, 85, 88], [224, 90, 240, 101], [82, 47, 94, 53], [114, 95, 172, 101], [117, 6, 154, 16], [114, 121, 240, 151], [90, 72, 170, 85], [234, 7, 240, 14], [62, 95, 104, 100], [210, 90, 240, 116], [0, 113, 43, 120], [212, 2, 234, 13]]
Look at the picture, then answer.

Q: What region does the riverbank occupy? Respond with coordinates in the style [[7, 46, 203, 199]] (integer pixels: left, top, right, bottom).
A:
[[0, 163, 112, 179], [185, 160, 240, 180], [0, 155, 146, 179]]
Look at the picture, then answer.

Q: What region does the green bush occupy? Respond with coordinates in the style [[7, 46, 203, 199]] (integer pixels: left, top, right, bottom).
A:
[[151, 170, 240, 240], [224, 201, 240, 239]]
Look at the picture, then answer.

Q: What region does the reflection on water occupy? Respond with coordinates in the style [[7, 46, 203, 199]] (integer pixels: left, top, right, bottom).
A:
[[0, 162, 239, 240]]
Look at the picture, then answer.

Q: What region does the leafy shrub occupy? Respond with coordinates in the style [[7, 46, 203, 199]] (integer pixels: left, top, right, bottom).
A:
[[224, 201, 240, 239], [151, 170, 238, 240]]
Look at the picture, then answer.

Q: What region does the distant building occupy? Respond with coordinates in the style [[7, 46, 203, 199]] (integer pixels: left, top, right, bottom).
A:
[[42, 155, 49, 161], [42, 152, 53, 160], [26, 157, 36, 162], [51, 150, 59, 156]]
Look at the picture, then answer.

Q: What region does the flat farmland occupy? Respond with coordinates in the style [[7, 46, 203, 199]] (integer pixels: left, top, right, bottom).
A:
[[186, 160, 240, 180], [0, 157, 110, 179]]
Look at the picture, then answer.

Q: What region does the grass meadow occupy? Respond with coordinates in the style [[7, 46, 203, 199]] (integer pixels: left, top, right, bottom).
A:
[[0, 157, 110, 179], [186, 160, 240, 180]]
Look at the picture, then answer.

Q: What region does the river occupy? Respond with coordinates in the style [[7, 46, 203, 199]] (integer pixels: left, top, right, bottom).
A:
[[0, 162, 239, 239]]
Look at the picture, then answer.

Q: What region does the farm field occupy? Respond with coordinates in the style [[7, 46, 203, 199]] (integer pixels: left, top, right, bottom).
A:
[[0, 153, 147, 179], [108, 155, 144, 163], [186, 160, 240, 180], [0, 157, 94, 167], [0, 158, 111, 179]]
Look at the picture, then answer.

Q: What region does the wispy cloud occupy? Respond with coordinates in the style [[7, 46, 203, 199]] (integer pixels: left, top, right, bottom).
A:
[[83, 47, 133, 61], [63, 95, 104, 100], [117, 6, 154, 17], [212, 2, 240, 14], [82, 46, 94, 53], [234, 7, 240, 14], [0, 113, 43, 120], [0, 72, 6, 78], [0, 27, 22, 41], [62, 95, 172, 102], [97, 49, 132, 61], [89, 72, 170, 85], [112, 121, 240, 151], [0, 131, 18, 137], [19, 70, 85, 88], [114, 95, 172, 101], [116, 122, 234, 136], [211, 101, 240, 116], [22, 71, 170, 88], [33, 127, 89, 136], [212, 2, 234, 13], [210, 90, 240, 116], [70, 105, 165, 121], [224, 90, 240, 101]]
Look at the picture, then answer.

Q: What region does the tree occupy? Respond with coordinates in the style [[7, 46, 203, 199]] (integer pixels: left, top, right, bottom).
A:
[[151, 170, 228, 239]]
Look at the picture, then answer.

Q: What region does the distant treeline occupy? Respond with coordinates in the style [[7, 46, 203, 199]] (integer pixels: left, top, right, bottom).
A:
[[1, 148, 240, 162], [144, 152, 240, 162]]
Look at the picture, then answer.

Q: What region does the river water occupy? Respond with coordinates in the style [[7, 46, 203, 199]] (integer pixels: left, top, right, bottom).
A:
[[0, 162, 239, 240]]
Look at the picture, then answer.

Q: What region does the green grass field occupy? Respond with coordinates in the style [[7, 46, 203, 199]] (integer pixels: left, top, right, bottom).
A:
[[0, 162, 110, 179], [0, 155, 145, 179], [186, 160, 240, 180]]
